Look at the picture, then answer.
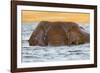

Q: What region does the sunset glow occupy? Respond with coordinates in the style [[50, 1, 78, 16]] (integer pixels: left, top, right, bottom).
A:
[[22, 10, 90, 24]]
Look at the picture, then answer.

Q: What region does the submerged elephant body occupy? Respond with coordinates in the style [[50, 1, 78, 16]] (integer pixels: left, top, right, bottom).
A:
[[28, 21, 90, 46]]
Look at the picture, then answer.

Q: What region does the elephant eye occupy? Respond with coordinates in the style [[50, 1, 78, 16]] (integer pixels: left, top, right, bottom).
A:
[[80, 26, 85, 30], [44, 34, 47, 40]]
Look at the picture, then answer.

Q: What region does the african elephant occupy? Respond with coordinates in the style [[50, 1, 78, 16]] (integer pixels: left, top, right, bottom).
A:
[[28, 21, 90, 46]]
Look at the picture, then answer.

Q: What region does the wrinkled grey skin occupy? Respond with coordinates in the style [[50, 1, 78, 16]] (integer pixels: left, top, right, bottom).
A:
[[28, 21, 90, 46]]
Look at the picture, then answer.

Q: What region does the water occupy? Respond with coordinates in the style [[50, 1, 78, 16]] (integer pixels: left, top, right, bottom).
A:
[[21, 22, 90, 62]]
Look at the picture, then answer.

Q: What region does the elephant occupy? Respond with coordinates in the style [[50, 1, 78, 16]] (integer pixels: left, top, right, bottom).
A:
[[28, 21, 90, 46]]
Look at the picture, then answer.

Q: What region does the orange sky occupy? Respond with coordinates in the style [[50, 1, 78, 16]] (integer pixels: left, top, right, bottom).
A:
[[21, 10, 90, 24]]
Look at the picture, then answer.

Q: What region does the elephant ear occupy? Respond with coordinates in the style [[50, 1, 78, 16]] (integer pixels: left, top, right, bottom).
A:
[[79, 27, 90, 43], [67, 26, 90, 45], [28, 21, 49, 46]]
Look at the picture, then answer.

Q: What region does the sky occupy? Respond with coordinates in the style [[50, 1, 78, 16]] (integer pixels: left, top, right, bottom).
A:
[[21, 10, 90, 24]]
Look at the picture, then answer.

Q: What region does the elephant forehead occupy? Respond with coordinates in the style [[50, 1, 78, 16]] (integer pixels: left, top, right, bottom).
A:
[[47, 28, 67, 40], [47, 26, 65, 35]]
